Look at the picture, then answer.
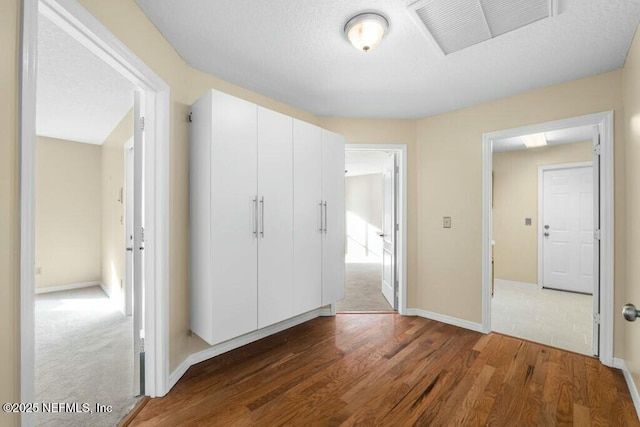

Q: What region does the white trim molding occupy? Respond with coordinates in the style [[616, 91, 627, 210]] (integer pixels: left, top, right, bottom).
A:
[[169, 309, 326, 392], [21, 2, 171, 422], [406, 308, 484, 333], [34, 281, 100, 294], [613, 358, 640, 421], [345, 144, 408, 315], [482, 111, 615, 366]]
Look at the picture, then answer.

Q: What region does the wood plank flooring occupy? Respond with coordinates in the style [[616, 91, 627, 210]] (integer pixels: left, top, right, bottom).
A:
[[129, 314, 638, 426]]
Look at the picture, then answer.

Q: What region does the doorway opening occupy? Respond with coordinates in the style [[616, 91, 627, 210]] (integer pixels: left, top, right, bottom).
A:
[[339, 145, 408, 315], [21, 0, 171, 424], [482, 112, 614, 365]]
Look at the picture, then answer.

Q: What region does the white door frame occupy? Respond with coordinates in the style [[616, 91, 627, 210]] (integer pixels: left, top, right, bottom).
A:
[[481, 111, 614, 366], [20, 1, 171, 424], [345, 144, 408, 315], [537, 161, 594, 289]]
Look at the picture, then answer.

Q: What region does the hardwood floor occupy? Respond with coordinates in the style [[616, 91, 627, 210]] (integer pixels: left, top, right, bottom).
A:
[[129, 314, 638, 426]]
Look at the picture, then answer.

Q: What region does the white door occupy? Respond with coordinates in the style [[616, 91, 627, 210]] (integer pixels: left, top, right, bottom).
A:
[[292, 120, 322, 316], [321, 129, 345, 305], [257, 107, 293, 328], [132, 92, 144, 395], [381, 153, 396, 309], [124, 138, 134, 318], [210, 91, 258, 343], [542, 164, 594, 294]]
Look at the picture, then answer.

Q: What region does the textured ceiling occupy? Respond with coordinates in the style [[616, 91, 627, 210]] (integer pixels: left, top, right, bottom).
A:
[[37, 14, 135, 145], [493, 124, 594, 152], [134, 0, 640, 119]]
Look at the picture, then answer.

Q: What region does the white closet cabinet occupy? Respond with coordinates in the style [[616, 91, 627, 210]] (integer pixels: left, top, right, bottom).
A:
[[190, 90, 343, 347], [321, 129, 346, 305], [292, 120, 323, 315], [292, 121, 345, 316], [257, 107, 294, 329], [190, 90, 258, 345]]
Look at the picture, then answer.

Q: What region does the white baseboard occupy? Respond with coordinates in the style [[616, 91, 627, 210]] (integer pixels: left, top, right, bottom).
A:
[[405, 308, 484, 333], [34, 280, 100, 294], [613, 357, 640, 421], [494, 278, 541, 289], [168, 308, 326, 392]]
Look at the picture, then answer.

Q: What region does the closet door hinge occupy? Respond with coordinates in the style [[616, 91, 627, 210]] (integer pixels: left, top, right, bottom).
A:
[[594, 229, 601, 240], [140, 116, 145, 131], [594, 313, 601, 324], [593, 144, 601, 156]]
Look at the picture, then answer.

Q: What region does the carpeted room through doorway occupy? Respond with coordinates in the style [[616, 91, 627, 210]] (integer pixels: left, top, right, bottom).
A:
[[35, 285, 138, 426]]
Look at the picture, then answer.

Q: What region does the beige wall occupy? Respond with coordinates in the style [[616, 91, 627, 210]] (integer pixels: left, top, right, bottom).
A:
[[346, 173, 383, 257], [416, 70, 626, 356], [35, 137, 102, 288], [101, 110, 133, 306], [346, 174, 383, 230], [623, 23, 640, 399], [493, 142, 593, 284], [0, 0, 19, 423]]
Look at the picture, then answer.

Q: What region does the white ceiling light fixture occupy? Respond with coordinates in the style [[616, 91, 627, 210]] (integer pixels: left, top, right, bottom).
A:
[[344, 13, 389, 52], [521, 132, 547, 148]]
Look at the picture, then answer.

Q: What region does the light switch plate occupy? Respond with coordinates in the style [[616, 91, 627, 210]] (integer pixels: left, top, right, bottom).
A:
[[443, 217, 451, 228], [525, 218, 532, 226]]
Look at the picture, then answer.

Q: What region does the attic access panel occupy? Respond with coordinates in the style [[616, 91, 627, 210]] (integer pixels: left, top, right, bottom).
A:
[[410, 0, 554, 55]]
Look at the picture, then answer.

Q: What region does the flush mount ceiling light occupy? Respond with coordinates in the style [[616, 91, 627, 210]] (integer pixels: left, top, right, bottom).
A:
[[522, 132, 547, 148], [344, 13, 389, 52]]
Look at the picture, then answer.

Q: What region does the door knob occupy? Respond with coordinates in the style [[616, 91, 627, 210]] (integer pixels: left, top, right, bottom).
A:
[[623, 303, 640, 321], [544, 225, 550, 229], [544, 232, 549, 237]]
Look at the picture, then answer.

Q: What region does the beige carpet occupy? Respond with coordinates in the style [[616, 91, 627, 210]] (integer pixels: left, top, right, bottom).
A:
[[35, 286, 138, 426], [337, 262, 393, 311]]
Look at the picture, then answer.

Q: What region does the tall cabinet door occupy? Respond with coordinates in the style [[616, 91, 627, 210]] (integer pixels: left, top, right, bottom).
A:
[[257, 108, 294, 328], [293, 120, 323, 315], [321, 129, 346, 305], [210, 91, 258, 344]]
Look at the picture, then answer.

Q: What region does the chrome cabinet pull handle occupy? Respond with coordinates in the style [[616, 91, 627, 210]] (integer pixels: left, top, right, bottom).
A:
[[323, 201, 328, 233], [260, 196, 265, 238], [253, 196, 258, 237]]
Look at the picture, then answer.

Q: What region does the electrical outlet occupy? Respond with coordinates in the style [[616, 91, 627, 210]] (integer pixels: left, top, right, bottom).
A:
[[443, 217, 451, 228], [35, 267, 41, 275]]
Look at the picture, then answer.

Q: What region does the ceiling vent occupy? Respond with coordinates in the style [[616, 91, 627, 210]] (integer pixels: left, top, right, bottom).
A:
[[409, 0, 557, 55]]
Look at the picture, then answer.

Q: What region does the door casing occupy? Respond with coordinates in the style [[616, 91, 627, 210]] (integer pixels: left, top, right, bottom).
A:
[[345, 144, 408, 315], [481, 111, 614, 366], [20, 1, 171, 425]]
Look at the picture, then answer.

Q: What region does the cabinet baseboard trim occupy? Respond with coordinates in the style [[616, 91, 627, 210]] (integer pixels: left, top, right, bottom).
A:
[[34, 281, 100, 294], [406, 308, 484, 333], [613, 357, 640, 421], [168, 308, 325, 392]]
